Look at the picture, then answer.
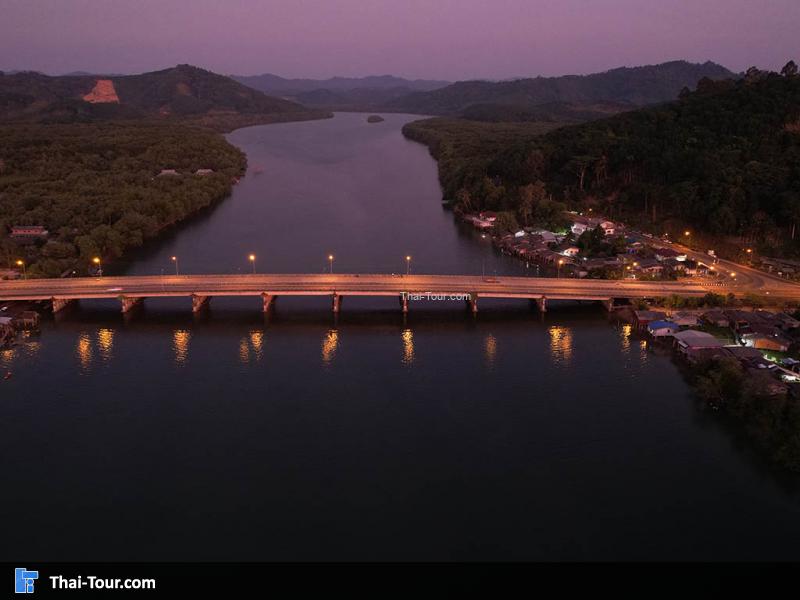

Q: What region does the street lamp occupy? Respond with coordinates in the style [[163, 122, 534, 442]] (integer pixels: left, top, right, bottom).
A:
[[92, 256, 102, 277], [684, 230, 691, 237], [557, 258, 564, 278], [15, 259, 26, 279], [328, 254, 334, 274], [405, 255, 411, 275], [248, 254, 256, 274], [171, 255, 179, 275]]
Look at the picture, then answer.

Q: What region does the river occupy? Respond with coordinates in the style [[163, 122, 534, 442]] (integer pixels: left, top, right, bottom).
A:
[[2, 112, 800, 560]]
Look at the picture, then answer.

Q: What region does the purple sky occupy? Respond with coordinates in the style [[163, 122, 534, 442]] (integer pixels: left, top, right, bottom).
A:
[[2, 0, 798, 80]]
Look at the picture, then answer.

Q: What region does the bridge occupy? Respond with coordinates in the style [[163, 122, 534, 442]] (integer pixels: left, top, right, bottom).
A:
[[1, 272, 797, 315]]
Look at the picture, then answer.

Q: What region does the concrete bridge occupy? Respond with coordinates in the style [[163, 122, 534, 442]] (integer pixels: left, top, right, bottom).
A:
[[1, 272, 785, 315]]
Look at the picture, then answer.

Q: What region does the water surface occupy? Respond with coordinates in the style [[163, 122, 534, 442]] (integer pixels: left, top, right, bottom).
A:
[[3, 113, 799, 560]]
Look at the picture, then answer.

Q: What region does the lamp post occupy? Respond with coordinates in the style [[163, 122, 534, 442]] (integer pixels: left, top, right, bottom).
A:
[[557, 258, 564, 278], [328, 254, 334, 274], [248, 254, 256, 274], [171, 255, 179, 275], [92, 256, 102, 277], [405, 255, 411, 275], [15, 259, 26, 280]]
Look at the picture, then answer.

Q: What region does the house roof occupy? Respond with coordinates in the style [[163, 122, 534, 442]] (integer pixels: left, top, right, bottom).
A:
[[648, 320, 678, 330], [673, 330, 725, 348]]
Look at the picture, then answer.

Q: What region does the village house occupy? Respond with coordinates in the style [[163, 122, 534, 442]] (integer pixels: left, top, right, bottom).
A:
[[194, 168, 215, 176], [672, 330, 726, 361], [655, 248, 687, 262], [10, 225, 49, 240], [635, 258, 664, 275], [633, 310, 667, 331], [599, 220, 616, 236], [561, 246, 580, 257], [702, 309, 730, 328], [740, 326, 792, 352], [647, 320, 680, 337], [157, 169, 180, 177], [670, 311, 700, 327]]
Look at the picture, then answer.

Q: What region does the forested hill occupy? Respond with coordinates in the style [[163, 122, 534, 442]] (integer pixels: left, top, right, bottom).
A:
[[406, 62, 800, 255], [0, 65, 322, 129], [389, 61, 736, 118], [232, 73, 450, 95]]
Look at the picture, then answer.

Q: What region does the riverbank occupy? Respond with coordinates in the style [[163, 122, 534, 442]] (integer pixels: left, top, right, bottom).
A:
[[0, 112, 333, 279]]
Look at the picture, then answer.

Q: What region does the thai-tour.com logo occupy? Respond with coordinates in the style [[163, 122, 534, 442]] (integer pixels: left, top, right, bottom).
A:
[[14, 568, 38, 594], [14, 567, 156, 593]]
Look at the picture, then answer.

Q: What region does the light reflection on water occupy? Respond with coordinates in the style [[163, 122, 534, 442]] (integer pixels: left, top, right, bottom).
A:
[[173, 329, 190, 365], [401, 328, 415, 365], [620, 323, 632, 353], [76, 332, 92, 372], [97, 328, 114, 362], [548, 325, 573, 364], [321, 329, 338, 365], [484, 333, 497, 368]]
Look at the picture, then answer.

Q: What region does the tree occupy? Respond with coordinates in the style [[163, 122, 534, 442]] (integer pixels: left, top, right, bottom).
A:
[[493, 212, 519, 234], [781, 60, 798, 78]]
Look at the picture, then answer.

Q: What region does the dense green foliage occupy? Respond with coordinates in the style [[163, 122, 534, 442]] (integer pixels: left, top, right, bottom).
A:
[[0, 122, 246, 277], [402, 118, 560, 211], [405, 64, 800, 254], [691, 357, 800, 472], [389, 61, 734, 116]]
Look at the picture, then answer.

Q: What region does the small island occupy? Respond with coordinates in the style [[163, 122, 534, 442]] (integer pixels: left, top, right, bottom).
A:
[[366, 115, 385, 123]]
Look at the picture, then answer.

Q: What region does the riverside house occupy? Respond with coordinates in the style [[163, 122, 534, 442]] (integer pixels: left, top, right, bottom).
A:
[[10, 225, 48, 241]]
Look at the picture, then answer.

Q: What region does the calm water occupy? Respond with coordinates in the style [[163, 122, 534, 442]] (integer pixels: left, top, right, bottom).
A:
[[3, 113, 800, 561]]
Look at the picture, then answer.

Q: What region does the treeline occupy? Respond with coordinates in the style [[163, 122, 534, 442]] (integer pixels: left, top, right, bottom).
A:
[[405, 62, 800, 254], [0, 121, 246, 277], [690, 357, 800, 472]]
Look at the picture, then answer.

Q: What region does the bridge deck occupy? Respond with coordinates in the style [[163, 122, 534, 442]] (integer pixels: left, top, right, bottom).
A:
[[0, 273, 733, 303]]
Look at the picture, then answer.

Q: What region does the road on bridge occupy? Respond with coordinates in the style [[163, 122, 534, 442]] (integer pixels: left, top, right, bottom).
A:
[[1, 272, 799, 304]]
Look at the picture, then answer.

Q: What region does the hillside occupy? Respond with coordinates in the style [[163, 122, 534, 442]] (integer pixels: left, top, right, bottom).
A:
[[0, 65, 328, 130], [405, 62, 800, 255], [390, 61, 736, 117], [233, 73, 449, 95]]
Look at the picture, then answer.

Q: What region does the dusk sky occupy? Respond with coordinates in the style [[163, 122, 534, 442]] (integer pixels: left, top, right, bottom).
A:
[[2, 0, 798, 80]]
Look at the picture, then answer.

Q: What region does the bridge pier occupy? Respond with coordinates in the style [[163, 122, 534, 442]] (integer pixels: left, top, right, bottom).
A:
[[191, 294, 210, 313], [332, 293, 342, 314], [467, 293, 478, 314], [400, 293, 409, 314], [535, 296, 547, 312], [120, 296, 143, 314], [51, 297, 76, 313], [261, 293, 275, 313]]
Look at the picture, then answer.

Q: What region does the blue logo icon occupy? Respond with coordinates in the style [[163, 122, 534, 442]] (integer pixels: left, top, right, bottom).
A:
[[15, 568, 39, 594]]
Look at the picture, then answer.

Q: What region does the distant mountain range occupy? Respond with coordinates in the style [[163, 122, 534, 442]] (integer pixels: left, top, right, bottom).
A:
[[0, 65, 313, 126], [233, 73, 450, 95], [231, 61, 737, 121], [232, 73, 451, 111], [386, 61, 738, 119]]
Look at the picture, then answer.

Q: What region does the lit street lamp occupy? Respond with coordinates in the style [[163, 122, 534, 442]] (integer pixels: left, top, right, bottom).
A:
[[557, 258, 564, 278], [248, 254, 256, 274], [684, 230, 691, 237], [328, 254, 334, 274], [171, 255, 179, 275], [405, 255, 411, 275], [92, 256, 102, 277], [15, 259, 26, 279]]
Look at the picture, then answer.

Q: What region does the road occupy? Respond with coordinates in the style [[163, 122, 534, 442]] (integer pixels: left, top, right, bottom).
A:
[[2, 272, 799, 305]]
